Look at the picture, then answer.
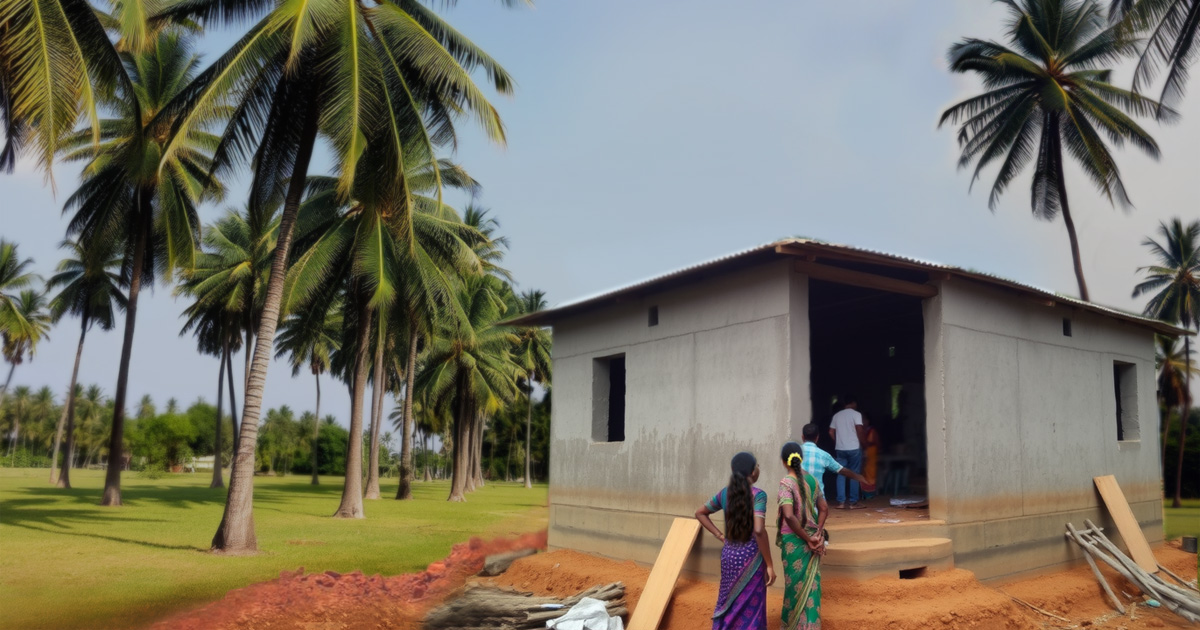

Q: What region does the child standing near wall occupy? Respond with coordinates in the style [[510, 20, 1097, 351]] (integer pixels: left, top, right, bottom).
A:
[[695, 452, 776, 630]]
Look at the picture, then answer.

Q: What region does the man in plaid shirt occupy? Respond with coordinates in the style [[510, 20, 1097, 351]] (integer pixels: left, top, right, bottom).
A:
[[800, 423, 871, 502]]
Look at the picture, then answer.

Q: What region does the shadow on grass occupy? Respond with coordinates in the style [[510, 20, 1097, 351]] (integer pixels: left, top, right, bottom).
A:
[[6, 520, 206, 551]]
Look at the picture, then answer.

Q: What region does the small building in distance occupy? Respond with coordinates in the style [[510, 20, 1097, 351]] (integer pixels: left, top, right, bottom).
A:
[[507, 239, 1188, 582]]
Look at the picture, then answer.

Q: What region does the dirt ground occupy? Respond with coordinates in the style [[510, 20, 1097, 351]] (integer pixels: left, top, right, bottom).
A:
[[153, 534, 1197, 630], [488, 541, 1199, 630]]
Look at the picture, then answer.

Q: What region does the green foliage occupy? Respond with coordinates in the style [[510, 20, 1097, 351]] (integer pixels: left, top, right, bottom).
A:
[[1163, 407, 1200, 499], [138, 462, 166, 479]]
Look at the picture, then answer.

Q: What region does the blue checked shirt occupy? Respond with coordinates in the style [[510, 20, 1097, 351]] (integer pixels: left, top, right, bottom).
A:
[[801, 441, 842, 478]]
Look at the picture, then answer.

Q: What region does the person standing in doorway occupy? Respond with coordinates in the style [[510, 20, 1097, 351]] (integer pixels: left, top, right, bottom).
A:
[[829, 394, 866, 509]]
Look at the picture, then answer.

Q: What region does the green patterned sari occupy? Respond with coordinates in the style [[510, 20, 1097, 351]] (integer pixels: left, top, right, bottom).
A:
[[778, 473, 822, 630]]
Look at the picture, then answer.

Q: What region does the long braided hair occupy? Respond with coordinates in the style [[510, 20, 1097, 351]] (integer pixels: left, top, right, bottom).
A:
[[778, 441, 811, 541], [725, 452, 757, 542]]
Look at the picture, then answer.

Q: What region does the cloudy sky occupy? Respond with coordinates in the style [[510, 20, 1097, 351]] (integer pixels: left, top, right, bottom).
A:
[[3, 0, 1198, 425]]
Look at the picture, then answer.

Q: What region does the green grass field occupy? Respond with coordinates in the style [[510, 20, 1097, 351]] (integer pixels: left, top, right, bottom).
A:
[[0, 469, 548, 630], [1165, 498, 1200, 540]]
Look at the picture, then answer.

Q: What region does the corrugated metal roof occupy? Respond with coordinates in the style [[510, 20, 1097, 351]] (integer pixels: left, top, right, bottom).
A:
[[505, 238, 1190, 337]]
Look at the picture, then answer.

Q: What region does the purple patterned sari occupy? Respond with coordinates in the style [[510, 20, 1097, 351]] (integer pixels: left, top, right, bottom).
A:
[[712, 539, 768, 630]]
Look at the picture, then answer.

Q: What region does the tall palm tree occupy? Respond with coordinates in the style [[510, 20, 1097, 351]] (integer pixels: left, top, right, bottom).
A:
[[512, 289, 551, 489], [418, 275, 521, 502], [179, 291, 241, 488], [940, 0, 1172, 301], [185, 204, 279, 391], [2, 290, 51, 405], [1133, 218, 1199, 508], [0, 241, 39, 349], [45, 238, 126, 487], [275, 297, 342, 485], [1110, 0, 1200, 110], [287, 172, 482, 515], [62, 31, 220, 506], [159, 0, 515, 550], [1154, 335, 1197, 465]]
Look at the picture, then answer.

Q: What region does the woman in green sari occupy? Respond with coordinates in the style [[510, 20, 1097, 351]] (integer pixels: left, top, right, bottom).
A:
[[777, 441, 829, 630]]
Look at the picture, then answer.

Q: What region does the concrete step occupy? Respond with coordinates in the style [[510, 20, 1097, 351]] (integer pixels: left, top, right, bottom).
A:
[[822, 537, 954, 581], [824, 519, 949, 544]]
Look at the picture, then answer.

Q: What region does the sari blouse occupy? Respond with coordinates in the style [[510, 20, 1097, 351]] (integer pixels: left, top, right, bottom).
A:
[[705, 486, 768, 521], [778, 474, 821, 535]]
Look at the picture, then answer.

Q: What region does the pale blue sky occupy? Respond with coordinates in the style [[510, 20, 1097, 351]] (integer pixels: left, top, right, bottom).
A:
[[3, 0, 1198, 425]]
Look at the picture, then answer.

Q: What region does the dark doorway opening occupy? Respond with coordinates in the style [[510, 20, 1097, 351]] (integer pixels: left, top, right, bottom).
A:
[[808, 278, 928, 504]]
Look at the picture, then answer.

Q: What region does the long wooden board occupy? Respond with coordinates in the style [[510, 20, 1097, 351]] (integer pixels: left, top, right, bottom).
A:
[[1093, 475, 1157, 572], [627, 517, 701, 630]]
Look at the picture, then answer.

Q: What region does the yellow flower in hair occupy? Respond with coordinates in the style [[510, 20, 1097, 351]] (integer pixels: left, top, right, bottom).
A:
[[787, 453, 803, 466]]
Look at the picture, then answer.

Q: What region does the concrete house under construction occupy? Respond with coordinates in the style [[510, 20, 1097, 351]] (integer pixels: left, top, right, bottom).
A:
[[507, 239, 1186, 582]]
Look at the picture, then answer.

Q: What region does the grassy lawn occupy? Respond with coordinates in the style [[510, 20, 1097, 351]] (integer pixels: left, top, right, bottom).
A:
[[1165, 498, 1200, 541], [0, 468, 547, 630]]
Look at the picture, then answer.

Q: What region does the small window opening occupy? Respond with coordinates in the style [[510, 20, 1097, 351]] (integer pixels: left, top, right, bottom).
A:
[[592, 355, 626, 442], [899, 567, 927, 580], [1113, 361, 1138, 442], [1062, 318, 1072, 337], [648, 306, 659, 327]]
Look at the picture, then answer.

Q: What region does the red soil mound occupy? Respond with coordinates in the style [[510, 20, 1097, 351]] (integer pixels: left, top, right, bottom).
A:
[[489, 543, 1199, 630], [150, 531, 546, 630]]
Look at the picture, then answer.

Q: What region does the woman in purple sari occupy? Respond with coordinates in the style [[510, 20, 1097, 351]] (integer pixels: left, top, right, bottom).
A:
[[695, 452, 777, 630]]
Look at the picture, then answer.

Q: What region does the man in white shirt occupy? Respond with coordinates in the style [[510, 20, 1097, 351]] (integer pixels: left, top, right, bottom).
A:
[[828, 394, 866, 509]]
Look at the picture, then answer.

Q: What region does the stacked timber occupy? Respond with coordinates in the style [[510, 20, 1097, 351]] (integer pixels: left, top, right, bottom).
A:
[[1065, 521, 1200, 624], [424, 582, 626, 630]]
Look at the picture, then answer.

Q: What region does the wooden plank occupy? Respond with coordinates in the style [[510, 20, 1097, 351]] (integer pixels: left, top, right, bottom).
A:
[[1093, 475, 1158, 573], [627, 518, 701, 630], [792, 261, 939, 299]]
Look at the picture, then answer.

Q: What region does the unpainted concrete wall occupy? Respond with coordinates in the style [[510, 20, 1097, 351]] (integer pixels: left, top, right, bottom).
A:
[[547, 261, 798, 578], [928, 278, 1163, 580]]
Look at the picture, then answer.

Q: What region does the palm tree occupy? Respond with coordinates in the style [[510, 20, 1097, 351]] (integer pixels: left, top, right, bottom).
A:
[[940, 0, 1172, 301], [185, 204, 279, 392], [0, 0, 148, 174], [287, 166, 484, 513], [45, 238, 126, 487], [512, 289, 551, 489], [62, 31, 220, 506], [179, 292, 240, 488], [1133, 218, 1199, 508], [1154, 335, 1197, 464], [159, 0, 515, 550], [0, 241, 39, 354], [1109, 0, 1200, 110], [2, 290, 52, 407], [418, 275, 521, 501], [3, 386, 34, 459], [275, 297, 342, 485]]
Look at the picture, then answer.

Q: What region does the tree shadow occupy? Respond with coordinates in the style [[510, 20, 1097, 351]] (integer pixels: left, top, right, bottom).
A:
[[6, 520, 206, 551]]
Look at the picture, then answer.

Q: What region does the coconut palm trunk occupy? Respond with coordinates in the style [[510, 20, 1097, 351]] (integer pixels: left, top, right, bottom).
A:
[[102, 205, 152, 507], [364, 326, 385, 500], [1175, 334, 1192, 508], [211, 102, 320, 552], [211, 339, 227, 488], [335, 296, 371, 517], [51, 318, 88, 486], [311, 371, 320, 485], [448, 376, 471, 502], [396, 326, 418, 500], [226, 347, 238, 456], [1051, 127, 1089, 302], [524, 374, 534, 488], [471, 415, 484, 489]]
